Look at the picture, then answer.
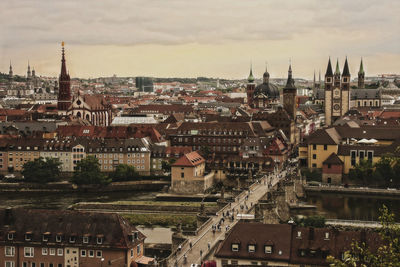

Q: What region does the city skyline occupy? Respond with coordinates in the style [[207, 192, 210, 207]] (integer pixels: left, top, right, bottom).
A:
[[1, 0, 399, 79]]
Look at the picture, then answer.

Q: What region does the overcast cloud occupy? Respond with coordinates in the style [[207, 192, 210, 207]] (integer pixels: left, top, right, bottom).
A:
[[0, 0, 399, 78]]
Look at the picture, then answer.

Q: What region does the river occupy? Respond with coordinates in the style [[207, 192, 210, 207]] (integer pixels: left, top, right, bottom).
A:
[[305, 191, 400, 221]]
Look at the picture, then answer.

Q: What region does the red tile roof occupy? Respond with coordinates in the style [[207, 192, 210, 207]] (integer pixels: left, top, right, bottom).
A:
[[173, 151, 205, 167]]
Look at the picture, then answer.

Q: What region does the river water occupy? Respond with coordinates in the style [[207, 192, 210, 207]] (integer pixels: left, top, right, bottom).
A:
[[305, 191, 400, 221]]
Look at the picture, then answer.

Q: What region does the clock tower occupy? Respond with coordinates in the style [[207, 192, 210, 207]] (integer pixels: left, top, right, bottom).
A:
[[283, 64, 297, 120]]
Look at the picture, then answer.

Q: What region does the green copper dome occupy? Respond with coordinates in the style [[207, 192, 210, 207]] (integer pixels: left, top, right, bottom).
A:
[[248, 67, 255, 83]]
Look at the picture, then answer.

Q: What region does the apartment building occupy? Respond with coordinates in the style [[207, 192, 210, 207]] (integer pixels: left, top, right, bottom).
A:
[[0, 208, 150, 267]]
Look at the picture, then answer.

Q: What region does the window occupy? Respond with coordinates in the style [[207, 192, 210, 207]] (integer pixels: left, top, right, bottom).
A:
[[24, 247, 34, 257], [367, 151, 373, 163], [83, 236, 89, 243], [89, 250, 94, 257], [313, 154, 316, 159], [5, 262, 15, 267], [7, 233, 14, 240], [56, 235, 62, 242], [5, 246, 15, 256], [58, 264, 62, 267], [248, 244, 256, 252], [50, 248, 55, 256], [297, 231, 302, 239], [181, 173, 184, 178], [49, 264, 54, 267], [40, 264, 44, 267], [42, 248, 48, 255], [231, 243, 239, 252], [97, 237, 103, 244], [137, 244, 141, 254], [325, 232, 330, 240], [32, 263, 36, 267], [359, 151, 365, 161], [57, 248, 63, 256], [231, 260, 238, 265], [81, 250, 86, 257], [131, 249, 134, 257], [264, 245, 272, 253], [351, 150, 357, 166], [324, 144, 327, 150], [69, 236, 76, 243], [312, 163, 317, 168], [96, 250, 102, 258], [313, 144, 317, 150]]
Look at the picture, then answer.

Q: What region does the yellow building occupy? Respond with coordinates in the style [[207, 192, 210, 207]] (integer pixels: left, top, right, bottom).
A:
[[301, 124, 400, 175], [171, 151, 214, 194]]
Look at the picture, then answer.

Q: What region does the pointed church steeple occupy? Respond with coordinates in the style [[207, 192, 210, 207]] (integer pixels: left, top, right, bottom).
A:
[[285, 64, 295, 89], [358, 58, 365, 89], [58, 41, 72, 111], [325, 58, 333, 77], [9, 61, 13, 78], [27, 61, 31, 78], [358, 58, 365, 75], [335, 59, 340, 75], [342, 57, 350, 77]]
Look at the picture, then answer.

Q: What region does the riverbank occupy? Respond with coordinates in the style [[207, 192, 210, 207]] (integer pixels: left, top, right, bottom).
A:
[[305, 185, 400, 196], [0, 180, 169, 193]]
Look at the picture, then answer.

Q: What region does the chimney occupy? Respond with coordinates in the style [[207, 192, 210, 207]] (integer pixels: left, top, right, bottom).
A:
[[4, 207, 13, 226]]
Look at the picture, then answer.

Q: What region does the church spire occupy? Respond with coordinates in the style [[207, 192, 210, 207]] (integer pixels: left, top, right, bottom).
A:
[[342, 57, 350, 77], [247, 63, 255, 83], [27, 61, 31, 78], [335, 59, 340, 75], [285, 64, 296, 89], [9, 61, 13, 77], [60, 41, 68, 78], [325, 57, 333, 77], [358, 58, 365, 75]]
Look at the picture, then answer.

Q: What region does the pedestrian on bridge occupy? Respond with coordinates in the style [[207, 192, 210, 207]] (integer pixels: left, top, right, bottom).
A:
[[189, 241, 192, 250], [208, 242, 211, 250]]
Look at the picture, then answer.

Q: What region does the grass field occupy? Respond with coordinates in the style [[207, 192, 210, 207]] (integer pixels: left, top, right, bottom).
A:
[[123, 213, 197, 228]]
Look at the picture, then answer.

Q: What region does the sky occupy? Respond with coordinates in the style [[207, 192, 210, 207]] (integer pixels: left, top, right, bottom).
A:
[[1, 0, 399, 79]]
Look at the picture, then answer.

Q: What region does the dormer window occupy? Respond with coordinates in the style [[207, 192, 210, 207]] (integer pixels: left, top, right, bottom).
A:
[[69, 236, 76, 243], [325, 232, 330, 240], [97, 236, 103, 244], [56, 235, 62, 242], [25, 232, 32, 241], [83, 236, 90, 244], [231, 243, 239, 252], [42, 232, 50, 242], [248, 244, 256, 252], [8, 233, 14, 240], [264, 245, 273, 254]]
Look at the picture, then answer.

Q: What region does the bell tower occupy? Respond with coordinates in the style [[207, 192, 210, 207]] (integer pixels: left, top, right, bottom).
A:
[[283, 64, 297, 120], [57, 42, 72, 112], [324, 58, 333, 126], [246, 65, 256, 108]]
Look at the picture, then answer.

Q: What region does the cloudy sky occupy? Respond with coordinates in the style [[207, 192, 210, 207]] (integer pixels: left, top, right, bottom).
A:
[[1, 0, 399, 79]]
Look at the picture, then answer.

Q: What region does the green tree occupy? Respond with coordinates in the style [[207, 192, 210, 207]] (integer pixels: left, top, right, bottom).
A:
[[22, 157, 62, 183], [294, 215, 326, 228], [72, 156, 110, 185], [111, 164, 138, 181], [348, 160, 374, 185], [328, 205, 400, 266], [161, 158, 176, 173]]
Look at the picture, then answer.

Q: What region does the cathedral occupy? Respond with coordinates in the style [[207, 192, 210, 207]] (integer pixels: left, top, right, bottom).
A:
[[246, 66, 280, 108], [318, 58, 381, 126]]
